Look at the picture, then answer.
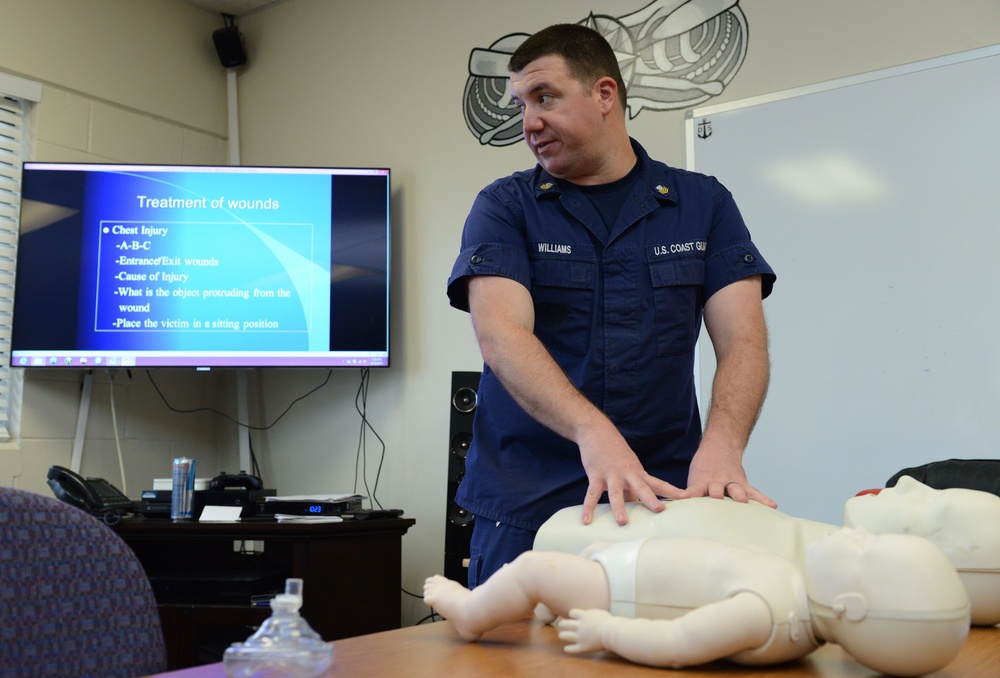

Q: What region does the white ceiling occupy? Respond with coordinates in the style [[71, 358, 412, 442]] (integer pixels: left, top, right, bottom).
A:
[[181, 0, 283, 19]]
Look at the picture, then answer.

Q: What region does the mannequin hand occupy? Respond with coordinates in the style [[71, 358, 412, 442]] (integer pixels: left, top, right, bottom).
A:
[[558, 608, 613, 654]]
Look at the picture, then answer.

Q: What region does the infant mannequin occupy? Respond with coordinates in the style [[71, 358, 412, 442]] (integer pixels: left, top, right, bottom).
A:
[[534, 476, 1000, 625], [424, 528, 969, 675], [845, 475, 1000, 626]]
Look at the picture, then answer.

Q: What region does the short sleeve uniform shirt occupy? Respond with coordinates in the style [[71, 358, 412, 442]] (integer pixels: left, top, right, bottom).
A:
[[447, 139, 775, 531]]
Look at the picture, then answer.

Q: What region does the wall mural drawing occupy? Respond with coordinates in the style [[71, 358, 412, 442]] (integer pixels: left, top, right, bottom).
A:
[[463, 0, 748, 146]]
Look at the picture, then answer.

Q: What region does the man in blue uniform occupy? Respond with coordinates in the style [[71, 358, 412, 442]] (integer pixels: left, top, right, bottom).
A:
[[447, 23, 777, 587]]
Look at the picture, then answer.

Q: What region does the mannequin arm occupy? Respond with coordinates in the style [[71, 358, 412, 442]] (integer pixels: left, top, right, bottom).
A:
[[558, 592, 771, 668]]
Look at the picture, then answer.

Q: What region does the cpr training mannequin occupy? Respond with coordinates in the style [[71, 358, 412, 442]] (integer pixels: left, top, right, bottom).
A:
[[424, 527, 969, 675], [845, 475, 1000, 626], [534, 475, 1000, 625]]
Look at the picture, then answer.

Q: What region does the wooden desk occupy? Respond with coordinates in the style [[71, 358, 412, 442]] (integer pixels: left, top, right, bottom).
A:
[[116, 516, 414, 670], [146, 618, 1000, 677]]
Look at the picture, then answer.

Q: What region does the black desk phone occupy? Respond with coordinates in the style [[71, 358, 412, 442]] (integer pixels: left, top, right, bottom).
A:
[[47, 465, 134, 524]]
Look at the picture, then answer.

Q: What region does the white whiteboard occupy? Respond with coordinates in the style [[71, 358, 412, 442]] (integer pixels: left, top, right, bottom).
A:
[[687, 45, 1000, 524]]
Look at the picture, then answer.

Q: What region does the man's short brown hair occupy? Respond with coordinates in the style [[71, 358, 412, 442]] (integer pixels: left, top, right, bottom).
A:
[[508, 23, 627, 112]]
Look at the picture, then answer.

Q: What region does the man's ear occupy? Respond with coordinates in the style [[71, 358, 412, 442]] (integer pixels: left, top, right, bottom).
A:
[[594, 76, 619, 113]]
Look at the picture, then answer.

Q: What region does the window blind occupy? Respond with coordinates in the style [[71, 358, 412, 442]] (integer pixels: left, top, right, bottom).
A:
[[0, 87, 35, 442]]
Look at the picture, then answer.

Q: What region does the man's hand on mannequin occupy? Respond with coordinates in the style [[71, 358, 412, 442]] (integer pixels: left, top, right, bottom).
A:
[[685, 445, 776, 507], [577, 418, 687, 525]]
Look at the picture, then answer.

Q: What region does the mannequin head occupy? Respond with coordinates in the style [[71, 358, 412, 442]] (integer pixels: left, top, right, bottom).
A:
[[845, 475, 1000, 625], [844, 475, 1000, 568], [806, 527, 969, 676]]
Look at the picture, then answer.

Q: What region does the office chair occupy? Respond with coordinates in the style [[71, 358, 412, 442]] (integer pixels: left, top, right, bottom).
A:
[[0, 486, 167, 678]]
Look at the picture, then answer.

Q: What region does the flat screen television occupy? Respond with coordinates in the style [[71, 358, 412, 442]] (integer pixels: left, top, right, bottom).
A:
[[10, 162, 391, 368]]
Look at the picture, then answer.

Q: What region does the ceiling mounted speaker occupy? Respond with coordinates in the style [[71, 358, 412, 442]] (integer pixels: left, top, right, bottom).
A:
[[212, 25, 247, 68]]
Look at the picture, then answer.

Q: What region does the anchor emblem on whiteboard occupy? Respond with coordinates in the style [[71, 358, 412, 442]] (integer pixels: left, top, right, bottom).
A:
[[697, 118, 713, 139]]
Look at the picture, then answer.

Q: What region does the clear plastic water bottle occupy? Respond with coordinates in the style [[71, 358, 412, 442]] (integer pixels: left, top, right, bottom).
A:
[[223, 578, 334, 678]]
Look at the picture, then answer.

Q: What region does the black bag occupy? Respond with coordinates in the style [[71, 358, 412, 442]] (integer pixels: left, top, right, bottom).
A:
[[887, 458, 1000, 497]]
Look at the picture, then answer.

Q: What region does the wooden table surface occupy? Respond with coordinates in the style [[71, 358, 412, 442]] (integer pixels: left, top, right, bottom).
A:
[[147, 617, 1000, 677]]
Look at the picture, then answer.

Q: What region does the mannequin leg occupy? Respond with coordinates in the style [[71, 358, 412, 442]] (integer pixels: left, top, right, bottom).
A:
[[425, 550, 610, 641]]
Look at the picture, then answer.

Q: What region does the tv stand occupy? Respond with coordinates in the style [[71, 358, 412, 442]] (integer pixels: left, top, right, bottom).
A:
[[116, 516, 415, 669]]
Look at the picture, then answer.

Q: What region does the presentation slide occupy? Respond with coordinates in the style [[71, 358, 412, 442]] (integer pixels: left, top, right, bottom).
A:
[[81, 169, 331, 352]]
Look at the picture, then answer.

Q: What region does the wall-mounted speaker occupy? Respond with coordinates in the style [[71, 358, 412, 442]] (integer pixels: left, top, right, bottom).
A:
[[212, 25, 247, 68], [444, 371, 480, 583]]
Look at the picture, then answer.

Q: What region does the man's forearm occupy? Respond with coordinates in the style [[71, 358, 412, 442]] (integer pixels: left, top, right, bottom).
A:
[[701, 325, 769, 454], [468, 275, 610, 444], [476, 317, 608, 443]]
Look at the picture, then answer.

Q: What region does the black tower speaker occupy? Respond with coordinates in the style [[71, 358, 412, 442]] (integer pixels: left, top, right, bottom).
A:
[[444, 371, 480, 583], [212, 25, 247, 68]]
